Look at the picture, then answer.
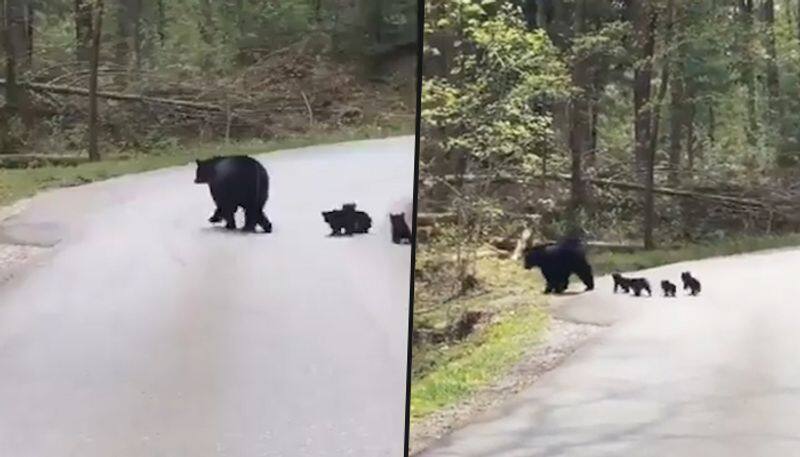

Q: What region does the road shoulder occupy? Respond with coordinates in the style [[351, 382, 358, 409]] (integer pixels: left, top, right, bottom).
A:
[[410, 316, 603, 455]]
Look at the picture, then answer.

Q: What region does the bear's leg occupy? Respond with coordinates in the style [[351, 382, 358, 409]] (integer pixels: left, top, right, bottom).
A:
[[574, 262, 595, 291], [258, 213, 272, 233], [221, 206, 236, 230], [208, 208, 222, 223], [553, 274, 569, 294], [343, 218, 355, 236], [242, 207, 259, 232], [540, 268, 556, 294]]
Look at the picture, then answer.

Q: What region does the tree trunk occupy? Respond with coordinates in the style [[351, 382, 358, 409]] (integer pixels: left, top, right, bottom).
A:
[[686, 95, 696, 176], [646, 0, 674, 250], [632, 3, 656, 183], [567, 0, 590, 233], [115, 0, 142, 86], [23, 1, 32, 67], [75, 0, 93, 63], [4, 0, 29, 71], [797, 0, 800, 41], [668, 71, 684, 186], [313, 0, 322, 23], [2, 2, 20, 111], [630, 1, 658, 249], [88, 0, 104, 162], [1, 0, 33, 131], [708, 102, 715, 145], [156, 0, 166, 47], [762, 0, 782, 127], [739, 0, 757, 144], [198, 0, 214, 45], [587, 70, 601, 169], [359, 0, 383, 45]]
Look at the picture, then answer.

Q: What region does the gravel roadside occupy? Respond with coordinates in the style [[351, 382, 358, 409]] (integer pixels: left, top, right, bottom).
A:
[[0, 199, 51, 286], [409, 316, 605, 455]]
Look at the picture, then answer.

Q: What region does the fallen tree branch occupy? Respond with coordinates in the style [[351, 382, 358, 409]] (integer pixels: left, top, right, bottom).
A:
[[488, 236, 645, 253], [422, 173, 770, 209], [0, 79, 224, 112]]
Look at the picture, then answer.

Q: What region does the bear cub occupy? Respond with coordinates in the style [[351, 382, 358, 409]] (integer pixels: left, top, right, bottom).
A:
[[629, 278, 651, 297], [661, 280, 677, 297], [681, 271, 701, 296], [612, 273, 632, 293], [195, 155, 272, 233], [390, 213, 412, 244], [523, 238, 594, 295], [322, 203, 372, 236]]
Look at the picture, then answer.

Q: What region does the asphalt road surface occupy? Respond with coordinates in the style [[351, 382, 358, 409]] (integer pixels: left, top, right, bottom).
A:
[[419, 247, 800, 457], [0, 137, 414, 457]]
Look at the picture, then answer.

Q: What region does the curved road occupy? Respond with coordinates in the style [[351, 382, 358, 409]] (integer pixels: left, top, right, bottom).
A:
[[419, 247, 800, 456], [0, 137, 414, 457]]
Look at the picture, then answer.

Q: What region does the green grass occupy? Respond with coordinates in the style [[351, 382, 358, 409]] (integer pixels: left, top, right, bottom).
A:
[[590, 233, 800, 275], [410, 304, 548, 420], [0, 125, 411, 207], [410, 256, 549, 421]]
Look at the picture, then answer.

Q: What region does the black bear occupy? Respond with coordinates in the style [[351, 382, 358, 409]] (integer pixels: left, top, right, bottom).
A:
[[661, 280, 677, 297], [629, 278, 651, 297], [523, 239, 594, 294], [194, 155, 272, 233], [390, 213, 412, 244], [612, 273, 632, 293], [322, 203, 372, 236], [681, 271, 701, 295]]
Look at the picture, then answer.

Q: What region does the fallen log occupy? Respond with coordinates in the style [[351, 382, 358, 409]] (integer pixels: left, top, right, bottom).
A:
[[422, 173, 770, 209], [0, 79, 224, 112], [488, 236, 644, 253]]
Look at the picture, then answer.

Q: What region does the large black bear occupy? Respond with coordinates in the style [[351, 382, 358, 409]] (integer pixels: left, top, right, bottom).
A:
[[194, 155, 272, 233], [523, 238, 595, 294], [322, 203, 372, 236]]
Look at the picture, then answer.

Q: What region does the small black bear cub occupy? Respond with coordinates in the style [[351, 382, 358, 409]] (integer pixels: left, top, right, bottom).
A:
[[612, 273, 632, 293], [523, 238, 594, 295], [629, 278, 651, 297], [390, 213, 412, 244], [661, 280, 677, 297], [681, 271, 701, 295], [322, 203, 372, 236], [195, 155, 272, 233]]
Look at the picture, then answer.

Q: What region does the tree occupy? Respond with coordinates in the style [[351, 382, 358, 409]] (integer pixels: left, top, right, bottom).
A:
[[628, 1, 657, 248], [88, 0, 104, 162], [75, 0, 93, 63], [115, 0, 143, 83], [567, 0, 590, 231]]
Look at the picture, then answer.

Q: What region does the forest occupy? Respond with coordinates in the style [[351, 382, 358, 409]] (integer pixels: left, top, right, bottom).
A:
[[0, 0, 418, 167], [410, 0, 800, 431]]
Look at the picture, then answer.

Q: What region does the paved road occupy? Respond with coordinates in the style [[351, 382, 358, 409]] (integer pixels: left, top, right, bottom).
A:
[[419, 247, 800, 457], [0, 137, 414, 457]]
